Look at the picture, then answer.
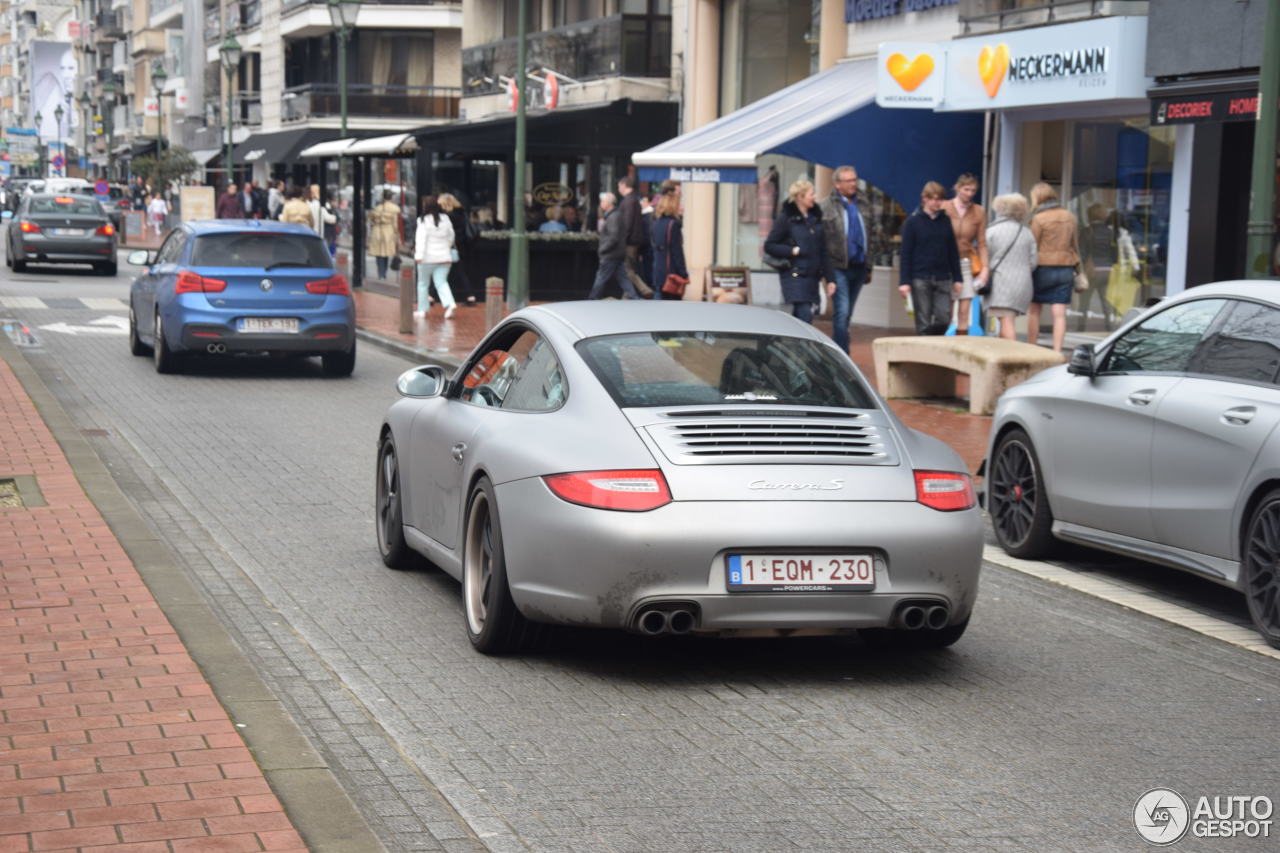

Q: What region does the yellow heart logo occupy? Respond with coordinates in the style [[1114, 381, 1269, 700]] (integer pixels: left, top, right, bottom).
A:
[[978, 44, 1010, 98], [886, 52, 935, 92]]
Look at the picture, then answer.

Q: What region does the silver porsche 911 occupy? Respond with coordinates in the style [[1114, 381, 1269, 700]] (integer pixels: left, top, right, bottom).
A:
[[985, 281, 1280, 648], [376, 301, 982, 654]]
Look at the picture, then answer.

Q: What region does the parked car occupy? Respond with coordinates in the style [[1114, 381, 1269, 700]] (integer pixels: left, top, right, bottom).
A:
[[984, 280, 1280, 648], [376, 301, 983, 654], [6, 192, 117, 274], [126, 219, 356, 376]]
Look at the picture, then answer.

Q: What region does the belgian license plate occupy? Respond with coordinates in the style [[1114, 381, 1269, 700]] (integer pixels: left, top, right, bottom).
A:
[[726, 553, 876, 592], [239, 317, 298, 334], [53, 228, 84, 236]]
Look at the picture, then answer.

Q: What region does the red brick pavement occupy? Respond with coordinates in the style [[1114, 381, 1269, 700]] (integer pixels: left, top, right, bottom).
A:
[[352, 289, 993, 474], [0, 360, 306, 853]]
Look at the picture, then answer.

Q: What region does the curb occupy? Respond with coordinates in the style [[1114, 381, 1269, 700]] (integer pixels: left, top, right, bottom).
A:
[[0, 330, 389, 853], [355, 325, 464, 370]]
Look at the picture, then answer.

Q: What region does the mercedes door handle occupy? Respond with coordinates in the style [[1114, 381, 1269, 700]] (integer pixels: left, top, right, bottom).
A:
[[450, 442, 467, 463], [1127, 389, 1157, 406], [1222, 406, 1257, 426]]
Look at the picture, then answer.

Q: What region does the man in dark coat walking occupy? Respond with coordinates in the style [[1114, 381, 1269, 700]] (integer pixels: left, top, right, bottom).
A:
[[616, 176, 654, 297], [215, 183, 242, 219], [588, 192, 640, 299], [899, 181, 963, 335]]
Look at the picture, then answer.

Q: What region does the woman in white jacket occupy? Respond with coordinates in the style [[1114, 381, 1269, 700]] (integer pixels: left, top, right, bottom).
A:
[[414, 195, 457, 319]]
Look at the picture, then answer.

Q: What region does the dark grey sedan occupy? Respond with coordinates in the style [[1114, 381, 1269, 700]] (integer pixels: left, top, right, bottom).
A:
[[7, 193, 118, 275]]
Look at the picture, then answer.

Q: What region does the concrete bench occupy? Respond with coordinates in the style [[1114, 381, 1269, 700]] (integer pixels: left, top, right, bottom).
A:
[[871, 336, 1066, 415]]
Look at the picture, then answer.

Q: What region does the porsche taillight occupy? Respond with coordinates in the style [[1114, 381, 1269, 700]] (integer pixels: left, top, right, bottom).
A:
[[175, 270, 228, 294], [543, 469, 672, 512], [914, 471, 976, 512]]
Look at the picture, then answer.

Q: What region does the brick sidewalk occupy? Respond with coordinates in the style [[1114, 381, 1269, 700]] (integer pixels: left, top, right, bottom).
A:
[[352, 289, 994, 473], [0, 359, 305, 852]]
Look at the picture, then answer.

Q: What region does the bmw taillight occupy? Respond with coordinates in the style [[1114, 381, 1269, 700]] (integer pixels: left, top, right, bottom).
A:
[[18, 220, 40, 233], [914, 471, 976, 512], [543, 469, 672, 512], [95, 223, 115, 236], [305, 274, 350, 296], [175, 270, 228, 294]]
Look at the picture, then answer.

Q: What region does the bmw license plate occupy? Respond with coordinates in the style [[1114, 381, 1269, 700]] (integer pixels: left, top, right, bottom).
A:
[[52, 228, 84, 236], [239, 317, 298, 334], [726, 554, 876, 592]]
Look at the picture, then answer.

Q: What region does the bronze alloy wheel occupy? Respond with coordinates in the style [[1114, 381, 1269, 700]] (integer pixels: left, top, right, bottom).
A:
[[462, 477, 541, 654], [1243, 488, 1280, 650]]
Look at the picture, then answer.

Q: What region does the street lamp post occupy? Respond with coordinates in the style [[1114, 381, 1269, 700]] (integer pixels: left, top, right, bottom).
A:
[[506, 0, 529, 309], [79, 91, 91, 177], [54, 104, 64, 177], [327, 0, 361, 136], [102, 79, 117, 181], [219, 34, 242, 187], [152, 60, 168, 156], [34, 111, 42, 176]]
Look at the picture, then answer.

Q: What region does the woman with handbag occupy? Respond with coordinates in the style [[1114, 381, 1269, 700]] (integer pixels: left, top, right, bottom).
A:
[[368, 190, 401, 280], [942, 173, 990, 334], [982, 193, 1038, 341], [650, 193, 687, 300], [764, 178, 833, 324], [1027, 182, 1080, 353], [413, 195, 457, 320]]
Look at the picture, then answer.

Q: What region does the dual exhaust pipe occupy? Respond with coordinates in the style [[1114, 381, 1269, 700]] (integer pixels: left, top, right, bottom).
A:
[[895, 603, 950, 631], [205, 342, 227, 354], [636, 606, 696, 636]]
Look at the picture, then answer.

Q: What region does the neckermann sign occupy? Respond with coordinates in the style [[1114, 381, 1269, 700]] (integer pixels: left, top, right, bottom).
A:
[[877, 16, 1150, 112]]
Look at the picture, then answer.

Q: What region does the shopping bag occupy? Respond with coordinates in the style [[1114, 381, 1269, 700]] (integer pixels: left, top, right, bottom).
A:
[[1105, 263, 1141, 316]]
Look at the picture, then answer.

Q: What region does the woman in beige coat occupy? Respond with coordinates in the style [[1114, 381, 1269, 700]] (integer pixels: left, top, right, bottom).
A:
[[1027, 182, 1080, 353], [368, 190, 401, 279]]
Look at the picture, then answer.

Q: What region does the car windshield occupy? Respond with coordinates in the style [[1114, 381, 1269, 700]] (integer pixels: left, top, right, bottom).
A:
[[190, 232, 332, 269], [576, 332, 877, 409], [29, 197, 102, 215]]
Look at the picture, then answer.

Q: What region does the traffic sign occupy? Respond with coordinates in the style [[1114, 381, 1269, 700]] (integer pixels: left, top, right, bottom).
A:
[[51, 154, 65, 169], [94, 179, 109, 195]]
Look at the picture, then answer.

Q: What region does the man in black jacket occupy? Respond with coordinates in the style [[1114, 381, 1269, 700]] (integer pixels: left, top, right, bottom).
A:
[[899, 182, 963, 334], [588, 193, 639, 299], [616, 176, 654, 297]]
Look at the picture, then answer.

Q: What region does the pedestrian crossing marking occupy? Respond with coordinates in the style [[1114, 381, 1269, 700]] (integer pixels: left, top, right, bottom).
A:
[[0, 296, 127, 310]]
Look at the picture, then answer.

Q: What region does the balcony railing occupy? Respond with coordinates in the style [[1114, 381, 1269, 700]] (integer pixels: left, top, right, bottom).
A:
[[238, 91, 262, 126], [958, 0, 1148, 33], [94, 9, 124, 40], [280, 0, 447, 10], [280, 82, 460, 122], [462, 13, 671, 97], [231, 0, 261, 30]]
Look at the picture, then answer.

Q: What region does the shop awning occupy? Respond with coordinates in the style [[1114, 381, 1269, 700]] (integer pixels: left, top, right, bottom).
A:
[[233, 128, 331, 165], [345, 133, 417, 156], [189, 149, 221, 165], [633, 59, 983, 208], [299, 138, 359, 158]]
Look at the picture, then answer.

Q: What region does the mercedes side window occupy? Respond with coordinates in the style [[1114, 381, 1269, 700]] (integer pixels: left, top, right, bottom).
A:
[[1101, 299, 1228, 375], [501, 337, 567, 411], [1188, 300, 1280, 386]]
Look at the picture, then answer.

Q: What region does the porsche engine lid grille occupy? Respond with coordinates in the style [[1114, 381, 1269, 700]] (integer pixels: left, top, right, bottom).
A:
[[646, 413, 895, 466]]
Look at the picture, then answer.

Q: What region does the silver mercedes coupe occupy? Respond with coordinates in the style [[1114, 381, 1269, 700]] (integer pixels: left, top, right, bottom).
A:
[[985, 281, 1280, 648], [376, 301, 982, 654]]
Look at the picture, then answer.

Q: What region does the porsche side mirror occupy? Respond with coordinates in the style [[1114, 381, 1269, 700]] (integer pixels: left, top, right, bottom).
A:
[[126, 249, 153, 267], [1067, 343, 1096, 377], [396, 364, 448, 398]]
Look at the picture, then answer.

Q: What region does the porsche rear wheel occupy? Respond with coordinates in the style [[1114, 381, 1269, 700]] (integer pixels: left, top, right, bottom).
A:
[[988, 429, 1055, 558], [463, 477, 541, 654]]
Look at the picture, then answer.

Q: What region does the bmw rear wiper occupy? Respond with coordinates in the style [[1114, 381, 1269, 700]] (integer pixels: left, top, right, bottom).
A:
[[263, 261, 310, 270]]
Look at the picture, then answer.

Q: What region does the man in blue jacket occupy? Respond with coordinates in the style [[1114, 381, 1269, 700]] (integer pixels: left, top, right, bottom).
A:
[[899, 182, 963, 335], [817, 165, 870, 354]]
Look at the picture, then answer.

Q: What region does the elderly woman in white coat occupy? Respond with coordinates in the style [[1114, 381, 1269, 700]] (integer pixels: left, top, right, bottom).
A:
[[983, 193, 1038, 341], [413, 194, 457, 319]]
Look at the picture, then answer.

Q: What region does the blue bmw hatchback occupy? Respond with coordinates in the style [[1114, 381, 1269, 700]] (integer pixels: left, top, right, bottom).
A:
[[127, 220, 356, 375]]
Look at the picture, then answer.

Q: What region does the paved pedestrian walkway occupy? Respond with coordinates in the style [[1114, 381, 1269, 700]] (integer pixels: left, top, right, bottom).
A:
[[351, 289, 994, 473], [0, 357, 306, 852]]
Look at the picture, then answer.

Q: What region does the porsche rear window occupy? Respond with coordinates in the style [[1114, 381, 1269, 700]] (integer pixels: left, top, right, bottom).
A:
[[576, 332, 877, 409], [190, 233, 332, 269], [29, 198, 102, 215]]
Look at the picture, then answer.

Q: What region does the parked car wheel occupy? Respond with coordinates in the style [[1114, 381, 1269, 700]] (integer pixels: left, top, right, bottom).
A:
[[153, 312, 181, 374], [1243, 487, 1280, 650], [321, 342, 356, 377], [989, 428, 1055, 558], [128, 306, 150, 356], [375, 436, 420, 571], [463, 477, 541, 655]]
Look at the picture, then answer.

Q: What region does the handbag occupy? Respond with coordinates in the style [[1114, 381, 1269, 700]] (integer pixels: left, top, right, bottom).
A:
[[390, 255, 402, 272], [661, 273, 689, 296], [975, 224, 1023, 297], [761, 252, 791, 272], [1105, 262, 1141, 315], [1073, 265, 1090, 293]]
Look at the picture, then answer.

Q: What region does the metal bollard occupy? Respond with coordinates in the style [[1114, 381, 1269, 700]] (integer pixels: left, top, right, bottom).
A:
[[485, 277, 505, 330], [399, 262, 415, 335]]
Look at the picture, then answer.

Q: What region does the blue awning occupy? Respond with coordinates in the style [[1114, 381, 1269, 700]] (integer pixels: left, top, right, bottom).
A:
[[633, 59, 984, 208]]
